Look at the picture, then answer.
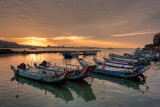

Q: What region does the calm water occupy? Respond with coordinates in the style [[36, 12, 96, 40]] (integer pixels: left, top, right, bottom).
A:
[[0, 48, 160, 107]]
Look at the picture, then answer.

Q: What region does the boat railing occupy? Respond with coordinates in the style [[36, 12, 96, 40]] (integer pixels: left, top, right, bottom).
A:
[[53, 62, 80, 71], [66, 63, 80, 70]]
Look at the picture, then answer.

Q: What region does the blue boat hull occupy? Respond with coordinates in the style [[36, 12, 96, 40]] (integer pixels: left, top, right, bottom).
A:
[[78, 58, 150, 79], [11, 66, 67, 83]]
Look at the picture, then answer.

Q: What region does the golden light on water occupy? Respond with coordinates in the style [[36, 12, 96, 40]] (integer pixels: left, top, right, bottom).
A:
[[26, 54, 46, 63]]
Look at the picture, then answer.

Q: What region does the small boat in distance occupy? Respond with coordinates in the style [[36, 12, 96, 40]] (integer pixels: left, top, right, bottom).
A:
[[108, 47, 114, 49], [29, 47, 37, 50], [62, 52, 79, 58], [83, 51, 97, 56]]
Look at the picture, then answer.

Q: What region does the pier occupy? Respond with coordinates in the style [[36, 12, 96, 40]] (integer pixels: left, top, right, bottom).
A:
[[0, 49, 101, 55]]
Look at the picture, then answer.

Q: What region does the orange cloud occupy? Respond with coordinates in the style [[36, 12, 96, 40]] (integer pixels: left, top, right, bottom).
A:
[[52, 36, 85, 40], [0, 36, 56, 46], [0, 36, 140, 48], [112, 32, 154, 37]]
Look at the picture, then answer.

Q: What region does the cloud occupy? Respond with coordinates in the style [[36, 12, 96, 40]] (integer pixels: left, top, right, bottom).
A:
[[112, 32, 155, 37], [52, 36, 85, 40], [0, 0, 160, 47]]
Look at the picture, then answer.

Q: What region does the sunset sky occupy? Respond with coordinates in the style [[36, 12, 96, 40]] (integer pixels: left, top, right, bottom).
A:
[[0, 0, 160, 48]]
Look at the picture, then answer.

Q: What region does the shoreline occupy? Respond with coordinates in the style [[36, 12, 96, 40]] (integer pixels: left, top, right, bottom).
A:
[[0, 49, 101, 54]]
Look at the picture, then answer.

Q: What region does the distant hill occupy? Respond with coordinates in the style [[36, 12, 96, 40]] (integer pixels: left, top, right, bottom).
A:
[[0, 40, 21, 48], [0, 40, 42, 48]]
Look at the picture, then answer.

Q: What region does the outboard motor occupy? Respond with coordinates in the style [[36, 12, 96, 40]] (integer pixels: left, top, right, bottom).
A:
[[153, 56, 158, 61], [34, 63, 37, 67], [147, 58, 151, 65], [40, 60, 47, 67], [17, 63, 26, 70]]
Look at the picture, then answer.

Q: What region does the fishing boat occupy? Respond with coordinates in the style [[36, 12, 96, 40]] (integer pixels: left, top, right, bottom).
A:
[[62, 52, 79, 58], [78, 58, 150, 79], [109, 53, 138, 62], [93, 58, 133, 69], [103, 57, 151, 66], [109, 53, 138, 59], [10, 63, 74, 83], [34, 61, 96, 80], [103, 57, 134, 65], [29, 47, 37, 50], [109, 53, 160, 62], [83, 51, 97, 56], [108, 47, 114, 49]]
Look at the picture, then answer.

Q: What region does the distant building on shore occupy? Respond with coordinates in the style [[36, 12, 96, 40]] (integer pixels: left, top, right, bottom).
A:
[[153, 32, 160, 46]]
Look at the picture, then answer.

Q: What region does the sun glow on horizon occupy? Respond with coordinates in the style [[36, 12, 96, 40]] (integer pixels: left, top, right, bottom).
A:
[[18, 37, 46, 46], [0, 36, 142, 48], [16, 37, 55, 46]]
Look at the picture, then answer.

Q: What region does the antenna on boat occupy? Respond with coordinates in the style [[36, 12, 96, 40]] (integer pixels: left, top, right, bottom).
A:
[[40, 54, 41, 62], [75, 60, 77, 69], [31, 57, 33, 67], [66, 60, 67, 68], [104, 48, 106, 57]]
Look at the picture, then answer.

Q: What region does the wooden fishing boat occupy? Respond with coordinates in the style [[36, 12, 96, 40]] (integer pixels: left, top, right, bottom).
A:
[[109, 53, 138, 60], [10, 63, 74, 83], [62, 52, 79, 58], [93, 58, 133, 69], [34, 62, 96, 80], [109, 54, 138, 62], [78, 58, 150, 79], [103, 57, 134, 65], [109, 53, 160, 62], [83, 51, 97, 56], [103, 57, 151, 66], [94, 58, 147, 72]]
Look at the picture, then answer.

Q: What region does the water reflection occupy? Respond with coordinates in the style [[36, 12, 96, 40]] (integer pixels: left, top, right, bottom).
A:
[[11, 76, 74, 102], [92, 74, 149, 93], [66, 79, 96, 102]]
